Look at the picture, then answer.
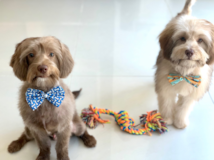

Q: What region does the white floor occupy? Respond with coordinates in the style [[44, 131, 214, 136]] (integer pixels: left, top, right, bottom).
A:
[[0, 0, 214, 160]]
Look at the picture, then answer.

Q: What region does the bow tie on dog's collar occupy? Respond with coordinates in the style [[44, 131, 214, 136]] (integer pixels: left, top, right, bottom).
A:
[[25, 86, 65, 111], [167, 73, 201, 88]]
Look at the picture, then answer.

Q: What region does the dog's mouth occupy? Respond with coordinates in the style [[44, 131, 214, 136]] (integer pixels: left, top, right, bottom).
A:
[[179, 59, 202, 64], [37, 75, 49, 78], [171, 59, 204, 67], [32, 74, 57, 81], [172, 59, 200, 63]]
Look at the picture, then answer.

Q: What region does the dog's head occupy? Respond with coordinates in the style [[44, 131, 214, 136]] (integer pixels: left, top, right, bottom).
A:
[[159, 16, 214, 69], [10, 36, 74, 87]]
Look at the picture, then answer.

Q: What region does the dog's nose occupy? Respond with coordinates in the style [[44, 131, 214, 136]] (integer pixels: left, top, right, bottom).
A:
[[185, 49, 194, 58], [37, 65, 48, 74]]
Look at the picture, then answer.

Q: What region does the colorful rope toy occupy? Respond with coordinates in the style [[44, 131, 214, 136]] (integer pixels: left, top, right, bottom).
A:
[[81, 105, 168, 136]]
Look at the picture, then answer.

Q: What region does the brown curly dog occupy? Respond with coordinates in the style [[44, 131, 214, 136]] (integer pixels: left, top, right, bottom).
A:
[[8, 36, 96, 160]]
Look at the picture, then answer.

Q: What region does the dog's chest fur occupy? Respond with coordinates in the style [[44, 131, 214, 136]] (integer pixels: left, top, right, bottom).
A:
[[155, 57, 213, 99], [34, 101, 60, 133]]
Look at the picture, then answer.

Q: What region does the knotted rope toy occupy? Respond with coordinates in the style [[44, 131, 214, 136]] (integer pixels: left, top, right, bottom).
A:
[[81, 105, 168, 136]]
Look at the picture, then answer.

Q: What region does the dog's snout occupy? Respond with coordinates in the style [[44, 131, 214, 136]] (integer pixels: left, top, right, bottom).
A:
[[37, 65, 48, 74], [185, 49, 194, 58]]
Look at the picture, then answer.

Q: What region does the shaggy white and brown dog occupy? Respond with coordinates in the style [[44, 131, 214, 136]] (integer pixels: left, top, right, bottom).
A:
[[155, 0, 214, 129]]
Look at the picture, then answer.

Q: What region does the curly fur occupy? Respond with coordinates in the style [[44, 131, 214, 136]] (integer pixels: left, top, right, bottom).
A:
[[8, 36, 96, 160], [155, 0, 214, 129]]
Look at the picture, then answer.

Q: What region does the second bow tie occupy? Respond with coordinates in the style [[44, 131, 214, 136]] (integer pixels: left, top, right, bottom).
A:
[[167, 73, 201, 88]]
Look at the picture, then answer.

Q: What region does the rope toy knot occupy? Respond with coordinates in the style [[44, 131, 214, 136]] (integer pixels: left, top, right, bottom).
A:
[[81, 105, 168, 136]]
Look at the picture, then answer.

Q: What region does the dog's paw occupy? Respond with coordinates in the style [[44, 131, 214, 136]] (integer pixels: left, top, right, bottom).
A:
[[174, 119, 189, 129], [80, 131, 96, 148], [83, 134, 96, 147], [57, 154, 70, 160], [57, 157, 70, 160], [36, 154, 50, 160], [8, 140, 23, 153]]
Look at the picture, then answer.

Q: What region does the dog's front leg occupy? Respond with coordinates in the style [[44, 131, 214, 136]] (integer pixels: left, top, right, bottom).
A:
[[157, 91, 176, 125], [55, 126, 71, 160], [33, 129, 51, 160], [174, 95, 195, 129], [8, 127, 34, 153]]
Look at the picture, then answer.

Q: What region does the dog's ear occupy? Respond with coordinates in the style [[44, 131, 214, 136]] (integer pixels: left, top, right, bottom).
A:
[[59, 43, 74, 78], [10, 40, 29, 81], [207, 43, 214, 65], [159, 27, 175, 60], [206, 22, 214, 65]]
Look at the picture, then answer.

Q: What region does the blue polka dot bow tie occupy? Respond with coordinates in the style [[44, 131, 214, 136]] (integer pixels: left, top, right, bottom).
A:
[[25, 86, 65, 111]]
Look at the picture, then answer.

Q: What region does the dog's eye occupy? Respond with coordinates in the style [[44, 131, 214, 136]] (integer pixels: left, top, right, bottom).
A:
[[49, 53, 54, 57], [198, 38, 203, 43], [180, 37, 186, 42], [29, 53, 34, 58]]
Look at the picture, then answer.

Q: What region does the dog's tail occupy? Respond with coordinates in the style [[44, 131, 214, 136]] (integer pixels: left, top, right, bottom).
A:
[[72, 88, 82, 99], [178, 0, 196, 16]]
